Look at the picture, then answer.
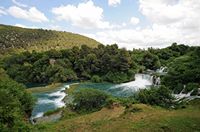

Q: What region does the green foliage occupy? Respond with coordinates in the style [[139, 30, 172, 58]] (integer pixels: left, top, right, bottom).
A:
[[136, 86, 174, 108], [131, 49, 161, 71], [185, 83, 199, 93], [0, 69, 35, 131], [91, 75, 102, 83], [104, 71, 130, 83], [104, 97, 117, 108], [162, 48, 200, 94], [141, 51, 161, 70], [4, 44, 136, 84], [71, 88, 109, 112]]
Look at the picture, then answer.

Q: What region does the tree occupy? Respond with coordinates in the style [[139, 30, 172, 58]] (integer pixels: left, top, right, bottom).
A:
[[141, 52, 161, 70]]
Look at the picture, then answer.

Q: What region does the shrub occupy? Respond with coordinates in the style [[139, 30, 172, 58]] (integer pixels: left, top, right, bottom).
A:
[[71, 88, 109, 112], [185, 83, 199, 94], [91, 75, 102, 83], [136, 86, 174, 108]]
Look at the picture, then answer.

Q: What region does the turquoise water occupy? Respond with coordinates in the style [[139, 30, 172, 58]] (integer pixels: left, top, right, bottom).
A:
[[31, 83, 70, 118], [31, 74, 152, 119], [77, 74, 152, 97]]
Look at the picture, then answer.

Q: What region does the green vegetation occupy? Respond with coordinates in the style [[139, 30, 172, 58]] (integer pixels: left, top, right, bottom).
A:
[[70, 88, 109, 113], [34, 99, 200, 132], [162, 47, 200, 94], [0, 68, 35, 131], [91, 75, 102, 83], [0, 23, 199, 132], [3, 44, 136, 84], [0, 24, 100, 55], [136, 86, 174, 108], [131, 43, 199, 94]]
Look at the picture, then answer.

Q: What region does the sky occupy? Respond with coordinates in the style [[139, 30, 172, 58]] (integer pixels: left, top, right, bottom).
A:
[[0, 0, 200, 49]]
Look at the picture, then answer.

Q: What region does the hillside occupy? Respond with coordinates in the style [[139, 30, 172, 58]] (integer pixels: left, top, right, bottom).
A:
[[0, 24, 101, 55]]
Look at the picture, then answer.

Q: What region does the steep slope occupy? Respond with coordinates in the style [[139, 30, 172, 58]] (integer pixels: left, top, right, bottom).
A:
[[0, 24, 101, 55]]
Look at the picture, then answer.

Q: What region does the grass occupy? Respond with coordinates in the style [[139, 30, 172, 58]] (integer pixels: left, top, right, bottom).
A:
[[27, 83, 62, 93], [34, 99, 200, 132], [0, 24, 100, 55]]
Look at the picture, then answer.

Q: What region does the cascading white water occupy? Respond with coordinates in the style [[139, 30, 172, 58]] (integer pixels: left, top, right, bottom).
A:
[[110, 74, 153, 93], [155, 67, 168, 76], [173, 87, 200, 102], [31, 84, 70, 119]]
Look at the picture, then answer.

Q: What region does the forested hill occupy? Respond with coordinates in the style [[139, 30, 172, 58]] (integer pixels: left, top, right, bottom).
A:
[[0, 24, 101, 55]]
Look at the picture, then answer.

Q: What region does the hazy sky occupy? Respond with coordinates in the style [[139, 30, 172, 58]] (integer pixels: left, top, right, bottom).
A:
[[0, 0, 200, 49]]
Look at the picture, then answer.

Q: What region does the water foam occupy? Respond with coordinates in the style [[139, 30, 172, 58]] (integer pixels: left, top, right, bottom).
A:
[[32, 84, 70, 119], [34, 112, 44, 118], [110, 74, 152, 92]]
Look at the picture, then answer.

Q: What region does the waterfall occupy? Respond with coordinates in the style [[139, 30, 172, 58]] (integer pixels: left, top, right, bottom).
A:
[[173, 87, 200, 102], [156, 66, 167, 73], [109, 74, 153, 94]]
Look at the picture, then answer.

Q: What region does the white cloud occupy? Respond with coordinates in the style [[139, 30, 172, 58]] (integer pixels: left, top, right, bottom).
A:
[[48, 25, 63, 31], [84, 22, 200, 49], [52, 1, 111, 29], [130, 17, 140, 25], [139, 0, 200, 27], [83, 0, 200, 49], [15, 23, 65, 31], [0, 7, 7, 16], [8, 6, 48, 23], [12, 0, 27, 8], [108, 0, 121, 7], [139, 0, 200, 44], [15, 24, 38, 29]]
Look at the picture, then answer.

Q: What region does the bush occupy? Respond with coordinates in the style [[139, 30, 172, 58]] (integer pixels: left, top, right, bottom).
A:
[[136, 86, 174, 108], [71, 88, 109, 112], [0, 70, 35, 131], [91, 75, 102, 83], [185, 83, 199, 94]]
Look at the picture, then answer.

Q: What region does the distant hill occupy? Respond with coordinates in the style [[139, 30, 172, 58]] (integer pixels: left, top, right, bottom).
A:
[[0, 24, 101, 55]]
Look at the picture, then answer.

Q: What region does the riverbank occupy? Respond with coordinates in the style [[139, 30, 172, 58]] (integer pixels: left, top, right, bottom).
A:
[[34, 99, 200, 131], [27, 83, 62, 93]]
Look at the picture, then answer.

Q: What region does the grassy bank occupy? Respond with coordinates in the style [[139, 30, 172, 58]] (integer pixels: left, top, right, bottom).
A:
[[34, 99, 200, 131], [27, 83, 62, 93]]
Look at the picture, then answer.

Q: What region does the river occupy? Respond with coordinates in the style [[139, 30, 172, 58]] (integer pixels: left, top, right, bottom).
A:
[[31, 73, 153, 119]]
